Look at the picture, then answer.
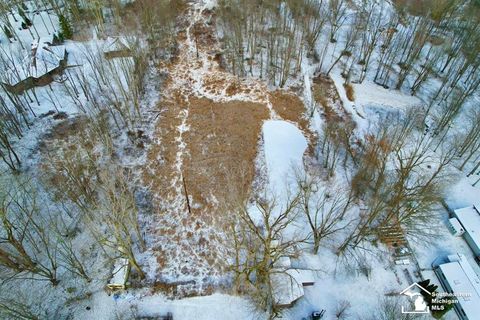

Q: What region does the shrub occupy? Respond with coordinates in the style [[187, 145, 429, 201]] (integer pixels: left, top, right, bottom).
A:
[[344, 83, 355, 101]]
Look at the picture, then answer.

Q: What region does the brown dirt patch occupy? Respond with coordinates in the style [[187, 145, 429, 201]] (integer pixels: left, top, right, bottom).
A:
[[269, 90, 317, 156], [143, 94, 269, 217], [143, 91, 185, 201], [38, 116, 90, 153], [192, 20, 216, 49], [313, 75, 348, 123], [182, 97, 269, 211], [225, 81, 241, 96], [269, 91, 308, 129]]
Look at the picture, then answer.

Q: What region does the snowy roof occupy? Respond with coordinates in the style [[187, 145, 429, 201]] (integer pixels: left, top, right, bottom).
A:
[[454, 205, 480, 250], [449, 217, 464, 233], [288, 269, 315, 285], [271, 255, 315, 306], [438, 254, 480, 319], [275, 256, 292, 269], [109, 258, 130, 285], [103, 36, 131, 53], [271, 270, 305, 306], [5, 38, 66, 84]]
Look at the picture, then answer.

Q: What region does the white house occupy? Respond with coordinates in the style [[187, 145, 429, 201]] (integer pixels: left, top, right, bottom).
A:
[[434, 253, 480, 320]]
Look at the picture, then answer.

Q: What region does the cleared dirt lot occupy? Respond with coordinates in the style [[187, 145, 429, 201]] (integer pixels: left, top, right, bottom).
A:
[[183, 97, 269, 212], [140, 4, 315, 296]]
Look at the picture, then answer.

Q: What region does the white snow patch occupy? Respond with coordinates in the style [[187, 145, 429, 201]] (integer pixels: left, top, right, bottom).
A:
[[446, 177, 480, 209], [262, 120, 307, 198], [203, 0, 217, 10], [76, 291, 258, 320], [353, 79, 422, 112], [330, 72, 421, 134]]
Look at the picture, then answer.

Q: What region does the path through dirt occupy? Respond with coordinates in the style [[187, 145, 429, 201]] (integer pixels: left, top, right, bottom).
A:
[[141, 0, 314, 296]]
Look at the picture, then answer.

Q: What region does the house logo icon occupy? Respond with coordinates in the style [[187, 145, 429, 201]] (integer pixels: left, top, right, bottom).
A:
[[400, 282, 432, 314]]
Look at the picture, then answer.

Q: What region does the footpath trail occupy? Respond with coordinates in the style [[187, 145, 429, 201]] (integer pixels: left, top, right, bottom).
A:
[[142, 0, 312, 295]]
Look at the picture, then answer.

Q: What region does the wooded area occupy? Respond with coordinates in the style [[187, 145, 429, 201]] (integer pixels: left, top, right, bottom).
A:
[[0, 0, 479, 318]]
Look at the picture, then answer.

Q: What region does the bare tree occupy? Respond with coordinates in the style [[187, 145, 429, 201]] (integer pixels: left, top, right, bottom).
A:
[[341, 112, 451, 252], [89, 169, 146, 280], [356, 0, 386, 83], [328, 0, 348, 43], [227, 190, 305, 319], [0, 178, 59, 285], [0, 295, 40, 320], [335, 299, 351, 320], [296, 172, 353, 254]]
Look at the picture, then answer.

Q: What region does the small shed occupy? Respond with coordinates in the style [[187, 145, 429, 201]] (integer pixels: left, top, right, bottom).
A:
[[103, 37, 132, 59], [107, 258, 130, 291], [453, 205, 480, 257], [271, 270, 305, 308], [434, 253, 480, 320]]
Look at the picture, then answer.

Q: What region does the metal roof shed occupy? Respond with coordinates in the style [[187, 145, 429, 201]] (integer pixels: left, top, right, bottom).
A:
[[434, 254, 480, 320], [107, 258, 130, 291], [453, 205, 480, 257]]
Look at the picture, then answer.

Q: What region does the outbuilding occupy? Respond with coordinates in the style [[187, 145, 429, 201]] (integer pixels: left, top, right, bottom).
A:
[[103, 37, 132, 59], [453, 205, 480, 257], [434, 253, 480, 320], [107, 258, 130, 291]]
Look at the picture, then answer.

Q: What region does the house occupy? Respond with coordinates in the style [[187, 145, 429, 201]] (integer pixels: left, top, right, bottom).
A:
[[271, 256, 315, 308], [107, 258, 130, 291], [103, 37, 132, 59], [453, 205, 480, 257], [2, 37, 68, 94], [434, 253, 480, 320]]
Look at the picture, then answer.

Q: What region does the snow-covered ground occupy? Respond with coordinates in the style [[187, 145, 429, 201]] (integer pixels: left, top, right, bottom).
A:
[[75, 291, 257, 320], [262, 120, 307, 199], [1, 0, 479, 319]]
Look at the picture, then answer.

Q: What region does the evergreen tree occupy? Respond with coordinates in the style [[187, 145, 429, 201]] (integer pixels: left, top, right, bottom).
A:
[[59, 15, 73, 40]]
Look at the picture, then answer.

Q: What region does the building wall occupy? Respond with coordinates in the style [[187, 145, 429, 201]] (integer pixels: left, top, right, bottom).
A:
[[463, 232, 480, 257]]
